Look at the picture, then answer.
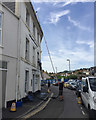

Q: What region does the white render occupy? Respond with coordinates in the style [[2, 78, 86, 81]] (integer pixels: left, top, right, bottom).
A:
[[0, 1, 43, 108]]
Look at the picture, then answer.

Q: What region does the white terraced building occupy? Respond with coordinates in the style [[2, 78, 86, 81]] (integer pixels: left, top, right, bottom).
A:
[[0, 1, 43, 108]]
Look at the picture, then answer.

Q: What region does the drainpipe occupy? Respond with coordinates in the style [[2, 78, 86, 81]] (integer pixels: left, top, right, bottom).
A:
[[15, 1, 21, 102], [15, 1, 19, 102]]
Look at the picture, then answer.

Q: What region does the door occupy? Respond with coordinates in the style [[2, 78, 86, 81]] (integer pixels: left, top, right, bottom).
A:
[[32, 73, 35, 92], [2, 70, 7, 108], [82, 79, 89, 108], [85, 79, 89, 108], [0, 61, 7, 108], [32, 70, 36, 93], [25, 70, 29, 93]]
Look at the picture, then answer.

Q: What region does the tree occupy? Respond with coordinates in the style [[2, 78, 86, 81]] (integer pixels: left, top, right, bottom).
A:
[[78, 72, 82, 74], [68, 75, 77, 79]]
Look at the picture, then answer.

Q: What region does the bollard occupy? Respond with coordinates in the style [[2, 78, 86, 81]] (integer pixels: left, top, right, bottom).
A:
[[78, 97, 81, 104], [10, 102, 16, 112], [48, 89, 50, 93]]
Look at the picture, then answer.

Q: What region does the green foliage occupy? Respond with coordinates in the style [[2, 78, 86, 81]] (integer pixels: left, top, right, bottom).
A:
[[64, 70, 68, 73], [57, 76, 62, 79], [68, 75, 77, 79], [78, 72, 82, 74], [57, 75, 77, 80]]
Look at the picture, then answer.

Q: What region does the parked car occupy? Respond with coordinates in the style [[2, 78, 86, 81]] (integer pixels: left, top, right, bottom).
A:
[[81, 76, 96, 118], [68, 82, 77, 90], [76, 81, 81, 97], [64, 82, 69, 88], [68, 79, 75, 83]]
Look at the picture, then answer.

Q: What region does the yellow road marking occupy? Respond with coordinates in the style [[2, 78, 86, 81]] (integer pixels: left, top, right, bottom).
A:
[[23, 93, 54, 119]]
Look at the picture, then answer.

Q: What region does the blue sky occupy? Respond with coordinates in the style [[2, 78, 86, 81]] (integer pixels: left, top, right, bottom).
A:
[[32, 1, 94, 72]]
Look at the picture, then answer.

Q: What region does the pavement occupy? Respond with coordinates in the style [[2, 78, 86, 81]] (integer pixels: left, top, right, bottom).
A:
[[2, 85, 50, 119], [1, 85, 90, 119]]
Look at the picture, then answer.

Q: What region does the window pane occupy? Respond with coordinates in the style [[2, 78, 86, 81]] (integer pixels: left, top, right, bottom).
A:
[[25, 38, 29, 60], [33, 24, 35, 37], [0, 61, 7, 69], [0, 13, 1, 28], [26, 9, 30, 27]]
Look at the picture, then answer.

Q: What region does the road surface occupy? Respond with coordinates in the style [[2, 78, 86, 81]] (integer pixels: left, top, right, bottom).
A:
[[30, 86, 89, 118]]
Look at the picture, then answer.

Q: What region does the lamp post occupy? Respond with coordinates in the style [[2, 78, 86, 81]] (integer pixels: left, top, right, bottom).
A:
[[67, 59, 70, 71], [55, 67, 57, 74]]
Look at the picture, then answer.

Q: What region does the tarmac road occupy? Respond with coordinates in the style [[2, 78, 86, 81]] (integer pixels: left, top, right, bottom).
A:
[[30, 86, 89, 118]]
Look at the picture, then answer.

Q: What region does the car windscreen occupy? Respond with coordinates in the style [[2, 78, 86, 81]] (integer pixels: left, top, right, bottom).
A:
[[71, 83, 75, 85], [89, 78, 96, 92]]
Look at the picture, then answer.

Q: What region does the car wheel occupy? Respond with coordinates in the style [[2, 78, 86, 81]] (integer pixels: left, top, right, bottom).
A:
[[88, 106, 95, 120], [89, 109, 93, 119]]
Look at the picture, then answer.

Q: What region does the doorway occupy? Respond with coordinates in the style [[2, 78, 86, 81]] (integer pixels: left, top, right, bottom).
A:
[[25, 70, 29, 93], [32, 70, 36, 93]]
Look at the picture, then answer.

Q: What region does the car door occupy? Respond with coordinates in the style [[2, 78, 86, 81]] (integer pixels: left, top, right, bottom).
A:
[[83, 79, 89, 108]]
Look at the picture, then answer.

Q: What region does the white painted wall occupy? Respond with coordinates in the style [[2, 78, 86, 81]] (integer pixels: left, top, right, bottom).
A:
[[0, 69, 2, 109], [0, 1, 42, 108], [17, 2, 42, 97], [2, 56, 17, 101], [0, 3, 19, 107], [2, 7, 18, 58]]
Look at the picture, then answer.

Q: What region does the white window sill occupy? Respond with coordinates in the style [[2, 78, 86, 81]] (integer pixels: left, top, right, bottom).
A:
[[0, 68, 8, 71], [0, 45, 4, 48]]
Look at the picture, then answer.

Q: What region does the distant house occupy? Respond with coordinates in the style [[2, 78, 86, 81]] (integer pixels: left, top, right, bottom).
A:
[[83, 69, 90, 76], [89, 67, 96, 76], [42, 72, 51, 80]]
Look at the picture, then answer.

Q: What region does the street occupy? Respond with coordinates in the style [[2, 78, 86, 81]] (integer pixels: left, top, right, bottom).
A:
[[30, 86, 89, 118]]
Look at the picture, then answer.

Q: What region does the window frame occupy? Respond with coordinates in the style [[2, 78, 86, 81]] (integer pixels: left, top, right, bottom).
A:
[[37, 32, 39, 44], [25, 70, 29, 93], [33, 23, 35, 37], [37, 52, 39, 69], [33, 47, 36, 66], [25, 38, 29, 61], [26, 8, 30, 28]]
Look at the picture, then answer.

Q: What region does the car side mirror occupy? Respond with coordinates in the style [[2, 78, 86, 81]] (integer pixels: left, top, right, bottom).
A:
[[83, 86, 88, 92]]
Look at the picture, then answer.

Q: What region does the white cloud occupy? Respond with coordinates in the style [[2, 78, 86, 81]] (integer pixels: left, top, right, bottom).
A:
[[76, 40, 94, 48], [36, 7, 40, 12], [61, 0, 94, 7], [52, 2, 58, 6], [62, 0, 74, 7], [48, 10, 70, 24], [52, 1, 77, 7], [42, 44, 94, 72], [32, 0, 95, 3], [68, 16, 91, 31], [6, 0, 94, 3]]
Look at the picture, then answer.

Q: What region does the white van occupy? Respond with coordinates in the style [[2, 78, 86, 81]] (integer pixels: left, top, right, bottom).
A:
[[81, 76, 96, 118]]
